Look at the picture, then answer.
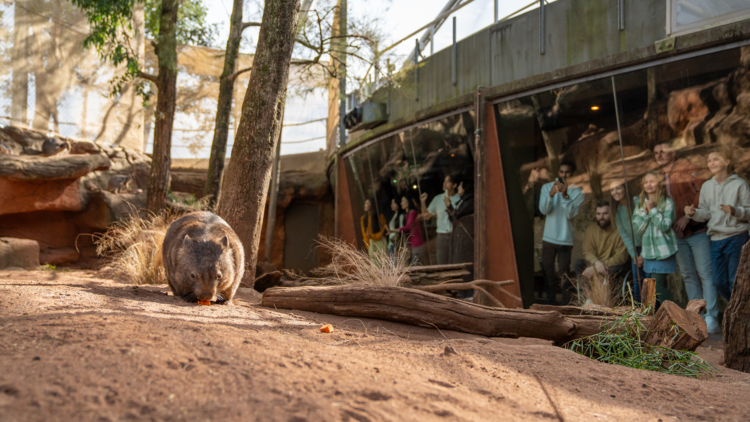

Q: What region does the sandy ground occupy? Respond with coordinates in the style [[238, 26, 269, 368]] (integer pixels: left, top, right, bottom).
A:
[[2, 270, 750, 422]]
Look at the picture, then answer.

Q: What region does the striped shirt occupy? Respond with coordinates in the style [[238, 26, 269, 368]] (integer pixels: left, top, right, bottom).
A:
[[632, 196, 678, 260]]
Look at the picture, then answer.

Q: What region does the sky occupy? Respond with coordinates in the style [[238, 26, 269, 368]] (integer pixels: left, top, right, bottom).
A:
[[170, 0, 545, 158]]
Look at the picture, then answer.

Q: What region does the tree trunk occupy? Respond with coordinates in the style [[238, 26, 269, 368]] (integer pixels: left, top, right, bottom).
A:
[[216, 0, 301, 287], [262, 285, 633, 343], [724, 241, 750, 372], [146, 0, 179, 213], [203, 0, 245, 205]]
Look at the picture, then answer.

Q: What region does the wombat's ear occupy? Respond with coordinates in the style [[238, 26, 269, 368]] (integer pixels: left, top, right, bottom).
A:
[[220, 235, 228, 247], [184, 234, 192, 244]]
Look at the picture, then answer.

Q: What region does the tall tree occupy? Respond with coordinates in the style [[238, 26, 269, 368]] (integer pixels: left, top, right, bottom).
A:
[[216, 0, 301, 287], [203, 0, 315, 205], [72, 0, 214, 212], [203, 0, 260, 205]]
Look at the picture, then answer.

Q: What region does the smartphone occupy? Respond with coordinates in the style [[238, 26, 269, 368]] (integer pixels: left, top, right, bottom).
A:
[[556, 177, 564, 183]]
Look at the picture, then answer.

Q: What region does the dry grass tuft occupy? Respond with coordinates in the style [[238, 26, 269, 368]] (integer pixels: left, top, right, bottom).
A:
[[95, 210, 184, 285], [313, 236, 412, 286], [567, 272, 621, 308]]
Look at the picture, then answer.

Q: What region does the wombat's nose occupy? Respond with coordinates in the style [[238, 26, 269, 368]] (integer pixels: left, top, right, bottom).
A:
[[196, 291, 214, 301]]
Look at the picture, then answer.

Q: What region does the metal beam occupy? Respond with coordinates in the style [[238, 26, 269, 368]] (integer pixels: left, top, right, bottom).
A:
[[403, 0, 464, 66]]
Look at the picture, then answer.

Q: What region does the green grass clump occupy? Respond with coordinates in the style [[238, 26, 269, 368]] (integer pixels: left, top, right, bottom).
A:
[[565, 305, 718, 378]]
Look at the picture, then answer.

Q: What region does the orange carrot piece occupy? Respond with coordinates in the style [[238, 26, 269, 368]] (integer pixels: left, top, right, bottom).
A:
[[197, 300, 211, 306], [320, 324, 333, 333]]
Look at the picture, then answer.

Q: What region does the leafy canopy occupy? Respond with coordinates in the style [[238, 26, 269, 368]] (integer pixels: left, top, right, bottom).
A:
[[71, 0, 217, 103], [144, 0, 218, 47]]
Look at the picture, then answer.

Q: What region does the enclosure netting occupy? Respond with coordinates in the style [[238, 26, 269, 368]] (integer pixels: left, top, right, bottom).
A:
[[0, 0, 328, 158]]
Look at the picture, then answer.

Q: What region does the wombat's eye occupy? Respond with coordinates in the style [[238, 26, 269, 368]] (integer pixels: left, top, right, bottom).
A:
[[217, 273, 222, 279], [190, 274, 196, 279]]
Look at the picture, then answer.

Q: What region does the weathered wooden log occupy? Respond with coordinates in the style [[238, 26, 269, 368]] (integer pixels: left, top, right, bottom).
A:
[[0, 153, 110, 180], [641, 278, 656, 311], [724, 241, 750, 372], [261, 285, 621, 343], [644, 300, 708, 352]]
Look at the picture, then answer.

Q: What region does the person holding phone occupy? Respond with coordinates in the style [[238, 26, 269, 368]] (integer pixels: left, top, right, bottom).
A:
[[539, 161, 584, 305], [420, 174, 462, 265]]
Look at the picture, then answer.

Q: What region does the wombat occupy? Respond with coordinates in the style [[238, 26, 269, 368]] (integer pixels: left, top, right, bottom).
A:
[[107, 174, 133, 193], [162, 212, 245, 305], [41, 137, 69, 157]]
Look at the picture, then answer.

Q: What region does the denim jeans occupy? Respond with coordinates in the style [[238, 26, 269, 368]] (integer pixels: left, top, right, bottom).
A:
[[541, 241, 572, 305], [676, 232, 719, 322], [710, 232, 750, 301]]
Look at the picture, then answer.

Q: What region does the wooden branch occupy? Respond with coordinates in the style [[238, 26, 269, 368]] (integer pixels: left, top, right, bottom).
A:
[[644, 300, 708, 352], [242, 21, 262, 31], [0, 153, 111, 181], [137, 70, 158, 84], [262, 285, 625, 343], [409, 280, 513, 308], [230, 67, 253, 82]]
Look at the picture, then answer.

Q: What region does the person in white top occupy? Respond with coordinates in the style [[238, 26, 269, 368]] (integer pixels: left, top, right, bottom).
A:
[[420, 174, 462, 265], [685, 147, 750, 301]]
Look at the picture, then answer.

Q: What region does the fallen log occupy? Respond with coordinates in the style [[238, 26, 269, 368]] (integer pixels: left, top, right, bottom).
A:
[[644, 299, 708, 352], [261, 285, 623, 343], [724, 242, 750, 373]]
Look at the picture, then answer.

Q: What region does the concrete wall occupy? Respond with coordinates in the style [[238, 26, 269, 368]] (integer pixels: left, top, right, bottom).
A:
[[384, 0, 666, 123]]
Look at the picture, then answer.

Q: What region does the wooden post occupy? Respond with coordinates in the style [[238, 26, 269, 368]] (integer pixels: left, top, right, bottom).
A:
[[641, 278, 656, 311], [724, 241, 750, 372]]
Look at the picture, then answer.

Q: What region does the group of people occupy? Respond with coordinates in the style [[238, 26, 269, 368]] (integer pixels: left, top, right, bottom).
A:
[[359, 173, 475, 270], [541, 141, 750, 334]]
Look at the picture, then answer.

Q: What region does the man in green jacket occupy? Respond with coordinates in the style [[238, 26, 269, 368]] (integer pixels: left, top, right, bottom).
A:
[[572, 201, 629, 304]]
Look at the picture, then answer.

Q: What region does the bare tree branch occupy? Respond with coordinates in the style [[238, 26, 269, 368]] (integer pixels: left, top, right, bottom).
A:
[[230, 66, 253, 81], [242, 21, 262, 31], [137, 70, 159, 84]]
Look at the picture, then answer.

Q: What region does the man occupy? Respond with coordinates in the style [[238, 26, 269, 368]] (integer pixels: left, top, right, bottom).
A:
[[420, 174, 462, 265], [572, 201, 629, 304], [654, 141, 720, 333], [539, 161, 584, 305]]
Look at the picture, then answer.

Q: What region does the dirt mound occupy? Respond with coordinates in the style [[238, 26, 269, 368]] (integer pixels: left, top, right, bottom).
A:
[[2, 270, 749, 421]]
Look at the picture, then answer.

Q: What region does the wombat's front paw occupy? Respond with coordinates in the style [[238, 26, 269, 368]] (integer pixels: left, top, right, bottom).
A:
[[221, 299, 233, 306]]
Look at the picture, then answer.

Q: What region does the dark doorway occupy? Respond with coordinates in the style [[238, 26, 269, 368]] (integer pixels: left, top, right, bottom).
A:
[[283, 202, 320, 273]]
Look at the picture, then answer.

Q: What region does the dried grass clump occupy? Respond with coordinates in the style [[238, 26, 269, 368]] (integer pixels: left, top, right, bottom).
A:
[[567, 272, 621, 308], [314, 236, 411, 286], [95, 210, 184, 285]]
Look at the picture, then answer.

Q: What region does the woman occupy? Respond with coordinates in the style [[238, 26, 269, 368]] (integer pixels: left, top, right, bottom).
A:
[[388, 195, 425, 264], [610, 180, 648, 302], [387, 198, 405, 264], [447, 179, 475, 299], [632, 170, 677, 305], [360, 198, 388, 259]]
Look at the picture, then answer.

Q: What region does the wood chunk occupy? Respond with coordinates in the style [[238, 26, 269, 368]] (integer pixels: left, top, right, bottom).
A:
[[644, 300, 707, 352], [686, 299, 707, 315], [724, 241, 750, 373], [641, 278, 656, 312]]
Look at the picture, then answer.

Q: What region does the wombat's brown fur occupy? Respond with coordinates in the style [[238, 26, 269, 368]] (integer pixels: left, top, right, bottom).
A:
[[162, 211, 245, 305]]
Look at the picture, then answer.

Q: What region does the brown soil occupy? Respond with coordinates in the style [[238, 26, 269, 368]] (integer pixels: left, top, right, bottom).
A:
[[2, 270, 750, 422]]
